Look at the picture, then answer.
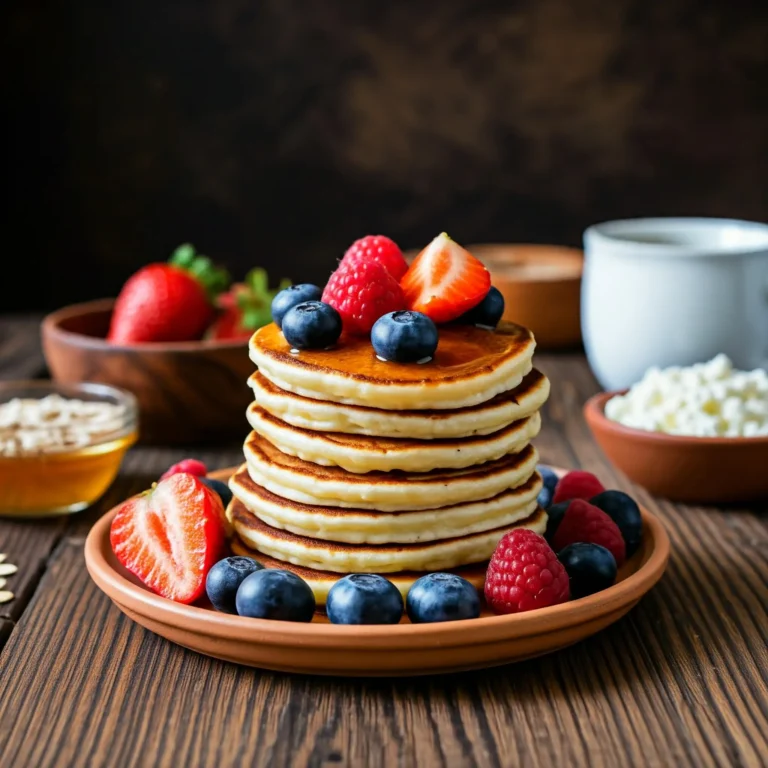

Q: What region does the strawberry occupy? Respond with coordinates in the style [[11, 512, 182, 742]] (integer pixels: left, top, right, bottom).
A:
[[110, 473, 228, 603], [400, 233, 491, 323], [339, 235, 408, 280], [206, 268, 291, 341], [107, 243, 230, 343], [322, 258, 407, 335]]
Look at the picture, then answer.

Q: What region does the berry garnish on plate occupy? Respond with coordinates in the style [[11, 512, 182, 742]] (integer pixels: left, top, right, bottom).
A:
[[109, 473, 227, 604], [107, 243, 230, 344], [235, 569, 316, 622], [557, 543, 617, 599], [322, 258, 406, 335], [206, 556, 264, 614], [406, 573, 481, 623], [326, 574, 404, 625], [207, 268, 291, 341], [371, 310, 438, 363], [552, 470, 605, 504], [281, 301, 342, 349], [200, 477, 234, 509], [457, 286, 505, 328], [339, 235, 408, 281], [544, 501, 570, 542], [271, 284, 323, 329], [400, 233, 491, 323], [160, 458, 208, 481], [590, 490, 643, 557], [551, 499, 627, 566], [536, 465, 559, 509], [484, 529, 570, 614]]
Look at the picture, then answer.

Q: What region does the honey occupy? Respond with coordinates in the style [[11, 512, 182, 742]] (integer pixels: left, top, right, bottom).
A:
[[0, 431, 137, 517], [0, 381, 139, 518]]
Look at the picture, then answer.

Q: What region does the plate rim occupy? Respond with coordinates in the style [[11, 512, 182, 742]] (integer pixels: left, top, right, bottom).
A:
[[84, 466, 671, 650]]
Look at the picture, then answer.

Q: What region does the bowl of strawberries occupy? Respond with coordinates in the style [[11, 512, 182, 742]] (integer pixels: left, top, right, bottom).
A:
[[42, 244, 290, 444]]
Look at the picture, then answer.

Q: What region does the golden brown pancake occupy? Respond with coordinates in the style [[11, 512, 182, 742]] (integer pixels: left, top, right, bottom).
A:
[[228, 498, 547, 572], [245, 407, 541, 473], [249, 321, 536, 410], [229, 463, 542, 543], [248, 368, 550, 439], [243, 436, 540, 510], [230, 535, 489, 606]]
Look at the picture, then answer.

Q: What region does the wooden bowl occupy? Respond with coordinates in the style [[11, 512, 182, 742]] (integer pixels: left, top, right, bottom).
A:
[[468, 244, 583, 349], [41, 299, 254, 445], [405, 243, 583, 348], [83, 466, 670, 676], [584, 391, 768, 504]]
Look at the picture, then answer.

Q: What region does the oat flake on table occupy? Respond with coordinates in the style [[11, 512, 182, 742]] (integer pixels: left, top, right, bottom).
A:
[[0, 591, 13, 604], [0, 563, 18, 577]]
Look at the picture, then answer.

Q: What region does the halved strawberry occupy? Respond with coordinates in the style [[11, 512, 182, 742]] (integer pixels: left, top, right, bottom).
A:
[[400, 233, 491, 323], [110, 473, 228, 604]]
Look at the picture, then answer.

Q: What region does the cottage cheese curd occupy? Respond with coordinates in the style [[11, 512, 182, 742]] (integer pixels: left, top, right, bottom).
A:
[[604, 354, 768, 437]]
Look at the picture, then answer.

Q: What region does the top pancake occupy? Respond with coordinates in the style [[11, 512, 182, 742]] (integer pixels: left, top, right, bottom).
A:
[[249, 321, 535, 410]]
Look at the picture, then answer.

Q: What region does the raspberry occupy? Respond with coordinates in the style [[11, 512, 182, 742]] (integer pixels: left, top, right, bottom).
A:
[[551, 499, 626, 566], [484, 529, 570, 614], [552, 470, 605, 504], [322, 259, 406, 335], [340, 235, 408, 280], [160, 458, 208, 481]]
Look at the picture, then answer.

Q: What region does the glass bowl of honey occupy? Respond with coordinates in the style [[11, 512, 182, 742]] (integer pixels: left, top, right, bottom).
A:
[[0, 381, 138, 517]]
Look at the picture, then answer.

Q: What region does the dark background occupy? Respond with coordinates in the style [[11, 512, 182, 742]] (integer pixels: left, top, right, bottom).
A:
[[4, 0, 768, 311]]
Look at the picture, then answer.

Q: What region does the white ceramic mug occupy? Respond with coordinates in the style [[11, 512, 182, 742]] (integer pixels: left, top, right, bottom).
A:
[[582, 217, 768, 391]]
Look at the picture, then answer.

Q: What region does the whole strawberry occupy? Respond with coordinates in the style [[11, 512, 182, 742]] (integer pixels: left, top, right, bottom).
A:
[[339, 235, 408, 280], [551, 499, 627, 566], [485, 529, 570, 614], [322, 258, 406, 335], [108, 244, 230, 343]]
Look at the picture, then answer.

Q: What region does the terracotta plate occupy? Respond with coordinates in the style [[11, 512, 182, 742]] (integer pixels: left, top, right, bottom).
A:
[[84, 467, 670, 676]]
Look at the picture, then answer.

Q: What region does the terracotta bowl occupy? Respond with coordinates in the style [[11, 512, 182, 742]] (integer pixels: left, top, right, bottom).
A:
[[584, 391, 768, 504], [405, 244, 583, 349], [41, 299, 254, 445]]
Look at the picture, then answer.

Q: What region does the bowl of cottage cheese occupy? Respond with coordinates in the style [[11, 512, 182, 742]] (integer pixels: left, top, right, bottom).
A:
[[584, 355, 768, 504]]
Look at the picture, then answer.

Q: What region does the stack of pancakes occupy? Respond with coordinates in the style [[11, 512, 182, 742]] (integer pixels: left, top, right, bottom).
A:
[[227, 321, 550, 604]]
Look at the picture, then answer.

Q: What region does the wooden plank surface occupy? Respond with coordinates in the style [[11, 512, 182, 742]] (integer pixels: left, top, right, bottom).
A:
[[0, 320, 766, 767]]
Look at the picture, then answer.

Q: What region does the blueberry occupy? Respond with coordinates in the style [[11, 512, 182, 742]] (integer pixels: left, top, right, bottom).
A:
[[406, 573, 481, 623], [537, 466, 559, 509], [326, 574, 404, 625], [371, 310, 438, 363], [557, 543, 617, 599], [281, 301, 342, 350], [235, 569, 316, 621], [458, 286, 505, 328], [590, 490, 643, 557], [271, 284, 322, 328], [206, 556, 264, 614], [544, 501, 570, 542], [200, 477, 233, 509]]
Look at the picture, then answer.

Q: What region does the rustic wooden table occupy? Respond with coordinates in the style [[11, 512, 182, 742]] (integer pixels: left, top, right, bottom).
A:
[[0, 316, 765, 768]]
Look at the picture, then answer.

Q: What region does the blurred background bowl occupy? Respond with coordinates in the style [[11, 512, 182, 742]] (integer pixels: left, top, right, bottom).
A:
[[41, 299, 254, 445], [584, 390, 768, 504], [405, 243, 583, 349]]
